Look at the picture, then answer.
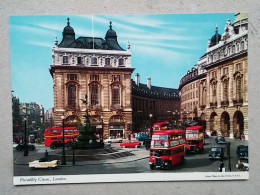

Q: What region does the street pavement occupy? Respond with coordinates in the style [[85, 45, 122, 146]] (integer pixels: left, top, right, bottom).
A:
[[13, 142, 150, 166]]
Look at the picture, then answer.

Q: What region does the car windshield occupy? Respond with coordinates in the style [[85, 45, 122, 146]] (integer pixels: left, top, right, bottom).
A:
[[240, 147, 248, 152], [211, 147, 221, 152]]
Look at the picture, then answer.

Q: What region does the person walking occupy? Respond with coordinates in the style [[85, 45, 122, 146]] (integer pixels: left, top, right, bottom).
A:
[[219, 160, 224, 172]]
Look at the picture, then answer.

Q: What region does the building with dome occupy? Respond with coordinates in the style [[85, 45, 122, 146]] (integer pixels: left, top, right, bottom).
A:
[[179, 13, 248, 140], [50, 18, 134, 139]]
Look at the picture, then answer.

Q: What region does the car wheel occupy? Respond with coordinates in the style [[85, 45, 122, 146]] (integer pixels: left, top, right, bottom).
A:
[[119, 140, 122, 143], [150, 164, 155, 170]]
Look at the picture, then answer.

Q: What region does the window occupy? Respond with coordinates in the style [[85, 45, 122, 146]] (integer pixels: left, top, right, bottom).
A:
[[223, 80, 229, 101], [119, 58, 124, 66], [112, 75, 120, 82], [63, 56, 68, 64], [67, 74, 77, 81], [91, 85, 99, 106], [212, 71, 217, 78], [232, 45, 236, 54], [212, 84, 217, 102], [105, 58, 111, 66], [77, 57, 82, 64], [112, 85, 120, 107], [236, 77, 242, 100], [241, 41, 245, 50], [68, 85, 76, 109], [223, 67, 228, 75], [91, 57, 97, 65], [236, 63, 242, 71], [90, 75, 99, 81]]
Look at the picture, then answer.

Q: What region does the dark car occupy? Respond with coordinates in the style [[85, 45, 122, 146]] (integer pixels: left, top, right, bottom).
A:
[[209, 146, 224, 159], [50, 141, 73, 149], [136, 133, 148, 141], [143, 137, 151, 150], [215, 136, 226, 144], [236, 145, 248, 159], [15, 143, 36, 151]]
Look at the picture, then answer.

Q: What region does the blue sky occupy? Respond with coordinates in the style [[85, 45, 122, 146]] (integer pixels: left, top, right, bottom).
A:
[[10, 13, 235, 110]]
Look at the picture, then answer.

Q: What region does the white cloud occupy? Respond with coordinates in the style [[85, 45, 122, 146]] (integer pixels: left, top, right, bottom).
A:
[[11, 24, 54, 36], [27, 41, 53, 48]]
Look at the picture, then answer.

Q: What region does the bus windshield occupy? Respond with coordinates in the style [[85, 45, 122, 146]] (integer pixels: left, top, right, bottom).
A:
[[150, 149, 171, 156]]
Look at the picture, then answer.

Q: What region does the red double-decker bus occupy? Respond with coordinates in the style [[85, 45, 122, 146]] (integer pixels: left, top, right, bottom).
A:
[[149, 129, 185, 170], [185, 126, 204, 153], [153, 122, 168, 131], [44, 126, 78, 146]]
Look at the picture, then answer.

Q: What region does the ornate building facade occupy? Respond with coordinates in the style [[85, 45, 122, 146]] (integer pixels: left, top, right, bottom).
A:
[[50, 19, 134, 139], [179, 13, 248, 140], [132, 73, 180, 133]]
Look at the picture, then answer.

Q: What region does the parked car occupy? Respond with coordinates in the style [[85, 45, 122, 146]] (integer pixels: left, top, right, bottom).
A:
[[236, 160, 249, 171], [136, 133, 148, 141], [104, 136, 123, 143], [15, 143, 36, 151], [29, 159, 60, 169], [13, 142, 18, 150], [215, 136, 226, 144], [236, 145, 248, 159], [209, 146, 224, 159], [50, 141, 74, 149], [143, 138, 151, 150], [120, 142, 141, 148]]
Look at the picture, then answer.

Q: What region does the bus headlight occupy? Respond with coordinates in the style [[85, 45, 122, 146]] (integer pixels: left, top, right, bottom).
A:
[[164, 142, 169, 148]]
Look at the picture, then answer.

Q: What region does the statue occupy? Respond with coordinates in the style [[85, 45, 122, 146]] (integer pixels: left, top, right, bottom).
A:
[[76, 95, 97, 149]]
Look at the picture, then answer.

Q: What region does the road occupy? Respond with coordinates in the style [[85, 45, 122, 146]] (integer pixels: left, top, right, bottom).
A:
[[13, 137, 248, 176]]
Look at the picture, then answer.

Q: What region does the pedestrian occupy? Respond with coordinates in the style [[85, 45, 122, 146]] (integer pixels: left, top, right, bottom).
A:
[[241, 133, 244, 141], [219, 160, 224, 172], [44, 150, 49, 161]]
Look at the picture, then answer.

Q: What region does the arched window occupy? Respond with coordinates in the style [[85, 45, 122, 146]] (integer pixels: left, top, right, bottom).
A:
[[112, 85, 120, 108], [212, 84, 217, 102], [91, 57, 97, 65], [68, 85, 76, 109], [119, 58, 124, 66]]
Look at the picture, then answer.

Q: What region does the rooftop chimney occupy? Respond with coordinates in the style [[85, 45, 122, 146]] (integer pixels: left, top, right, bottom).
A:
[[147, 76, 151, 89], [135, 73, 140, 86]]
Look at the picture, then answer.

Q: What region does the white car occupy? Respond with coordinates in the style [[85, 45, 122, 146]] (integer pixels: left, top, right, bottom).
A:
[[29, 159, 60, 169], [13, 142, 18, 150], [104, 136, 123, 143]]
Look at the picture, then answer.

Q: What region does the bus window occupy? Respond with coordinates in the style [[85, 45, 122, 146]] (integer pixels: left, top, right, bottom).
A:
[[151, 150, 157, 156], [160, 135, 168, 140], [158, 150, 170, 156]]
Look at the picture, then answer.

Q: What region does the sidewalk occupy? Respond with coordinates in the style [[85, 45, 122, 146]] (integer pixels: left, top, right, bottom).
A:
[[14, 146, 149, 166]]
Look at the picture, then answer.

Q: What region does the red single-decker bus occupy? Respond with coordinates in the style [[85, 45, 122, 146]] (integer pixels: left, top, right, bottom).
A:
[[44, 126, 78, 146]]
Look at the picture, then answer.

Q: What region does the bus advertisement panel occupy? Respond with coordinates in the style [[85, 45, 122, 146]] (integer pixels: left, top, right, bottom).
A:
[[185, 126, 204, 153], [44, 126, 78, 146], [149, 129, 185, 170]]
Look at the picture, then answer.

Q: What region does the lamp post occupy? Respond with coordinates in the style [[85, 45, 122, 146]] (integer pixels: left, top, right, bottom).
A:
[[101, 115, 104, 142], [61, 113, 66, 165], [23, 117, 28, 156], [149, 114, 153, 138], [72, 136, 75, 166]]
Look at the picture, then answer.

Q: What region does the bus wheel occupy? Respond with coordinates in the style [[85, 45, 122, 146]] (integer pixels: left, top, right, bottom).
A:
[[180, 156, 185, 165], [150, 164, 155, 170], [165, 161, 171, 170]]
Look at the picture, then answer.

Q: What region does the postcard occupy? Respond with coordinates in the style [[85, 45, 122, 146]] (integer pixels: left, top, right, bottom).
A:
[[11, 13, 249, 185]]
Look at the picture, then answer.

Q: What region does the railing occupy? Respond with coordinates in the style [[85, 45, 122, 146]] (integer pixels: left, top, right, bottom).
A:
[[221, 100, 229, 107], [233, 99, 243, 106], [210, 102, 217, 108], [200, 105, 206, 110]]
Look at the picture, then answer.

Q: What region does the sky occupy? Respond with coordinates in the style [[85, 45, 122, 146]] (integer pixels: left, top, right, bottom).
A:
[[10, 13, 235, 110]]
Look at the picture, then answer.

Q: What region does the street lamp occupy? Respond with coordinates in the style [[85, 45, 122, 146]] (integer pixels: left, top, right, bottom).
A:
[[149, 114, 153, 138], [100, 115, 104, 142], [23, 117, 28, 156], [61, 113, 66, 165]]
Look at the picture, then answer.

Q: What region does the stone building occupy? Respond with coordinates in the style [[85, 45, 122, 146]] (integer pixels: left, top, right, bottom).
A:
[[179, 13, 248, 140], [132, 73, 180, 133], [50, 18, 134, 139]]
